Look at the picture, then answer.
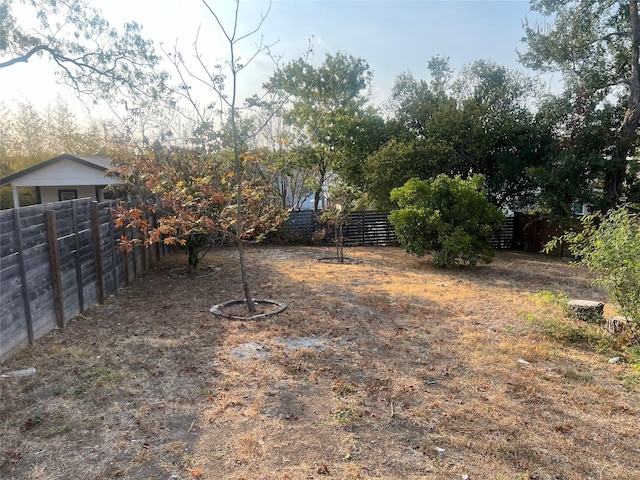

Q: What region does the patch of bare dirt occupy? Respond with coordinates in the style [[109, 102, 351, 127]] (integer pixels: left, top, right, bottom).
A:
[[1, 246, 638, 480]]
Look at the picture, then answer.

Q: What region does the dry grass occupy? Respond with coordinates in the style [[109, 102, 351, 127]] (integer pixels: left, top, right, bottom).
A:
[[1, 245, 639, 479]]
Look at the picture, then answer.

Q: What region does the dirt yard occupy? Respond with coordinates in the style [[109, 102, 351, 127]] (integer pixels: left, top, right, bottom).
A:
[[1, 246, 639, 480]]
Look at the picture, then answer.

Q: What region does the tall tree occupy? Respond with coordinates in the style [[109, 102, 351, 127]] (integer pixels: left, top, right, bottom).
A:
[[249, 111, 315, 210], [0, 102, 15, 175], [264, 52, 374, 211], [44, 97, 84, 154], [0, 100, 130, 174], [12, 101, 48, 163], [526, 90, 627, 216], [329, 106, 389, 190], [520, 0, 640, 208], [453, 60, 550, 210]]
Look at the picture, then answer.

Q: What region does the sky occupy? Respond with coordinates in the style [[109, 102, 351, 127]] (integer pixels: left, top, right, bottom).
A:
[[0, 0, 550, 116]]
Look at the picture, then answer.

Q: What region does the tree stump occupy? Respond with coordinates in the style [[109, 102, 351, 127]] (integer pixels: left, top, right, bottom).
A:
[[606, 316, 628, 335], [568, 300, 605, 323]]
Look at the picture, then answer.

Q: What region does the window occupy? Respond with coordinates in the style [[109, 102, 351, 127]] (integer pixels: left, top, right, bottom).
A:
[[571, 203, 593, 216], [58, 189, 78, 201]]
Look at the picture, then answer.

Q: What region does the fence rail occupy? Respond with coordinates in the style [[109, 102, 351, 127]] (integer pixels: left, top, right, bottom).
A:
[[0, 199, 166, 362]]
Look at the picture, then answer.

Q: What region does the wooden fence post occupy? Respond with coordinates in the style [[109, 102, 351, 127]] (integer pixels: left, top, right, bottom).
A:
[[153, 213, 161, 263], [13, 208, 35, 344], [132, 237, 138, 280], [71, 201, 85, 311], [45, 210, 65, 328], [122, 225, 130, 287], [90, 202, 105, 305], [107, 203, 119, 296]]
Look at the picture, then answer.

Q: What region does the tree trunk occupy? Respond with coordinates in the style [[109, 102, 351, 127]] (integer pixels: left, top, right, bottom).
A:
[[604, 154, 629, 208], [606, 0, 640, 208], [186, 239, 200, 274], [236, 238, 255, 312], [313, 153, 328, 212], [336, 221, 344, 263], [234, 148, 256, 314], [228, 22, 256, 314], [313, 190, 322, 213]]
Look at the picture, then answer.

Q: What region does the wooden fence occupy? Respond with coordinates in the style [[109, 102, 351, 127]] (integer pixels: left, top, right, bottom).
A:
[[282, 210, 398, 246], [491, 215, 515, 250], [0, 199, 166, 362], [282, 210, 581, 254], [283, 210, 518, 248], [512, 212, 581, 256]]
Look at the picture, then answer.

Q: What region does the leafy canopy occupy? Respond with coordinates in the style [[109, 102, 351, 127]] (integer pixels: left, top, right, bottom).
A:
[[389, 174, 504, 268], [520, 0, 640, 207], [264, 52, 377, 209], [367, 57, 548, 212], [0, 0, 166, 101]]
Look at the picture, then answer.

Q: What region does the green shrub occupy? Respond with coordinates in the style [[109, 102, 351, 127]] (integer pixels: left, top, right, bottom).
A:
[[389, 174, 504, 267], [546, 205, 640, 341]]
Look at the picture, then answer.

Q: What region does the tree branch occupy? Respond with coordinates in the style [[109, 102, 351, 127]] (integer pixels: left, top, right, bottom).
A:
[[0, 44, 55, 69]]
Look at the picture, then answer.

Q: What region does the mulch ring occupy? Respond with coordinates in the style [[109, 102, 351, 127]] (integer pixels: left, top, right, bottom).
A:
[[316, 256, 363, 264], [210, 298, 287, 320]]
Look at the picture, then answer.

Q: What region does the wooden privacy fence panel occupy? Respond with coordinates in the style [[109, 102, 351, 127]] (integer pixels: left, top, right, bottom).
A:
[[0, 199, 166, 363], [343, 211, 397, 246], [491, 216, 515, 250], [283, 210, 518, 248], [1, 205, 56, 359], [512, 213, 581, 256], [282, 210, 528, 251], [283, 210, 398, 246], [282, 210, 317, 242]]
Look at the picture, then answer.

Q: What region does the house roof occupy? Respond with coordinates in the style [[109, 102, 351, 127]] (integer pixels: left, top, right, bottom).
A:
[[0, 154, 115, 186]]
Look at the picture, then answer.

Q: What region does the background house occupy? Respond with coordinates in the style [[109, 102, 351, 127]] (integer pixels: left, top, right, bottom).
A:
[[0, 154, 121, 208]]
